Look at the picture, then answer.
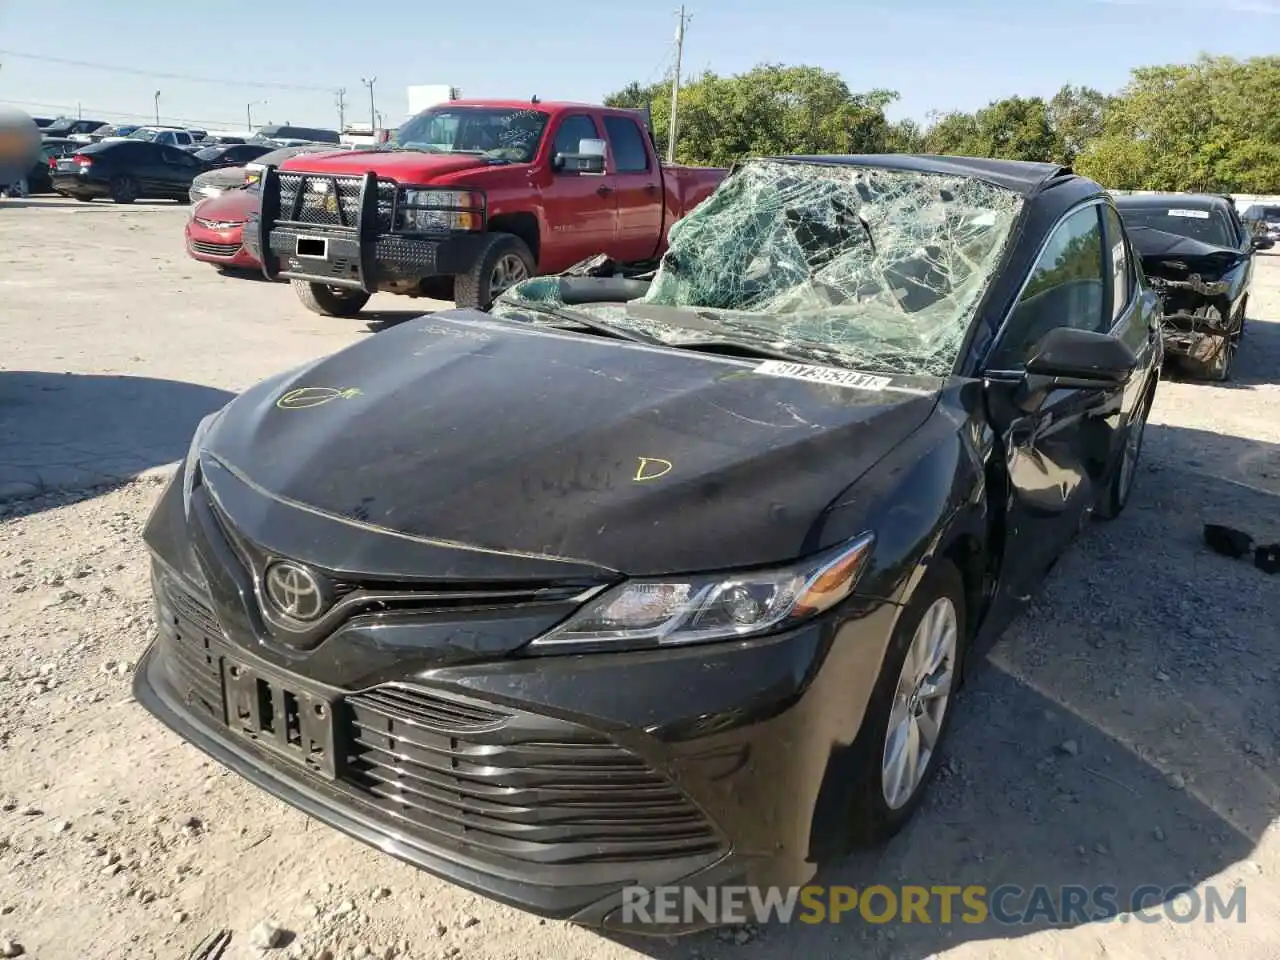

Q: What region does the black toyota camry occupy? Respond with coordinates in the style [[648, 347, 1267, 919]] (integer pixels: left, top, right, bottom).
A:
[[135, 155, 1162, 933]]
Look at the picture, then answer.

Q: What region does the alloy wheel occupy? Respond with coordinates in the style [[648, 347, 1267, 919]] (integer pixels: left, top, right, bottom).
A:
[[882, 596, 958, 810], [489, 253, 529, 298]]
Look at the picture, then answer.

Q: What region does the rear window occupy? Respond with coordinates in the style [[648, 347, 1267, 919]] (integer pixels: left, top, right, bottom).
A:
[[1116, 205, 1235, 247]]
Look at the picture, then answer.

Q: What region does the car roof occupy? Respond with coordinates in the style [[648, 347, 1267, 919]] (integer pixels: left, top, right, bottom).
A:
[[1112, 192, 1228, 210], [760, 154, 1079, 197]]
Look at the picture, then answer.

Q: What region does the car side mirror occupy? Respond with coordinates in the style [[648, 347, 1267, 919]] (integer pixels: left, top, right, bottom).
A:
[[553, 137, 607, 174], [1024, 326, 1138, 388], [1251, 235, 1274, 250]]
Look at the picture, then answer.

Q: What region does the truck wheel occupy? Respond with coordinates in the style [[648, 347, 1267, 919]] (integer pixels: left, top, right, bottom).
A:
[[455, 233, 535, 311], [292, 280, 371, 318]]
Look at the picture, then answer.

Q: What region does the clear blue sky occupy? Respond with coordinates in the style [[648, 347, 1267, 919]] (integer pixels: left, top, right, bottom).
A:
[[0, 0, 1276, 131]]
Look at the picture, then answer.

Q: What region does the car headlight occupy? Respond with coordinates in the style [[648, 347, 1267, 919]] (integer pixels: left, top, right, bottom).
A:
[[396, 188, 483, 233], [528, 532, 875, 652]]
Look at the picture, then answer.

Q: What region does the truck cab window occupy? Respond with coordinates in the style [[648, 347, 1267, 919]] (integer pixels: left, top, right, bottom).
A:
[[603, 116, 650, 173], [551, 115, 600, 168]]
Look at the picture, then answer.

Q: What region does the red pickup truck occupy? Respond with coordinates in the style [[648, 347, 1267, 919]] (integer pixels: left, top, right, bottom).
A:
[[257, 99, 726, 316]]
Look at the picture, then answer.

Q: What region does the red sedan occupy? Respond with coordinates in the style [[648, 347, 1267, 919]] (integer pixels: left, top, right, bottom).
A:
[[185, 186, 260, 271]]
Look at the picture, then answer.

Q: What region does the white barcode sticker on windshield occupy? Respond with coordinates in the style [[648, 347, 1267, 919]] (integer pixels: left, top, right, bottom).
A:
[[1168, 208, 1211, 219], [754, 360, 891, 391]]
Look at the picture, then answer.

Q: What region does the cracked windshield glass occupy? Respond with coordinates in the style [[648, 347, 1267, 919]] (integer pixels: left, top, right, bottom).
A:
[[392, 106, 550, 162], [493, 159, 1024, 376]]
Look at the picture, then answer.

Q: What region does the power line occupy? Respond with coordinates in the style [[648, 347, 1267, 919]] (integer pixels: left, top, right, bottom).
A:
[[0, 49, 333, 92], [0, 97, 244, 129]]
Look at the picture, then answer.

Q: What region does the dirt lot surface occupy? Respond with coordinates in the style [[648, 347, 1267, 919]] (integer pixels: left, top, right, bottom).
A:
[[1, 197, 1277, 960]]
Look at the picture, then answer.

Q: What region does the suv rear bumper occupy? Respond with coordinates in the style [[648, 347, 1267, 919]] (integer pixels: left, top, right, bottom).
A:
[[258, 166, 487, 292]]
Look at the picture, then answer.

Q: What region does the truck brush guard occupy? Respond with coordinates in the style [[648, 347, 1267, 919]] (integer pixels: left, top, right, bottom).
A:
[[257, 164, 489, 293]]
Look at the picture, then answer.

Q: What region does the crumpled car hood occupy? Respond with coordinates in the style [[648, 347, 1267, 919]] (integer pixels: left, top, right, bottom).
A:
[[201, 312, 940, 577], [1127, 227, 1245, 280]]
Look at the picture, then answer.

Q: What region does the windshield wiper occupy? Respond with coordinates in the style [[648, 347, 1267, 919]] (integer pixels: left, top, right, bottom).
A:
[[661, 338, 819, 364], [622, 303, 845, 365], [497, 301, 660, 345]]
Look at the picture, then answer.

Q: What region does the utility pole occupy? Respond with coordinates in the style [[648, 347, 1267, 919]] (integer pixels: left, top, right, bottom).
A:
[[153, 90, 161, 125], [361, 76, 377, 131], [246, 100, 266, 131], [336, 88, 347, 131], [666, 6, 691, 163]]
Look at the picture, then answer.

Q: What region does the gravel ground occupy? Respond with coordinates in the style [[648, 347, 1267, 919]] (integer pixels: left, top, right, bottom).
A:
[[0, 198, 1276, 960]]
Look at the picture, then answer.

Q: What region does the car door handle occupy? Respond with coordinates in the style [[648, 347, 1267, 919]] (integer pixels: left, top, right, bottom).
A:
[[643, 183, 658, 193], [596, 185, 614, 197]]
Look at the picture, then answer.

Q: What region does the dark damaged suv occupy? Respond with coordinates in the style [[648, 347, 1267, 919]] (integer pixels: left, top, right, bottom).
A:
[[135, 155, 1162, 934]]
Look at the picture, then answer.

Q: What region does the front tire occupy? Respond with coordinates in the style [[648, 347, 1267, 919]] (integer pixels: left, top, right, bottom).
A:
[[847, 559, 967, 847], [292, 280, 371, 317], [1205, 336, 1235, 382], [1095, 381, 1153, 521], [454, 233, 535, 311]]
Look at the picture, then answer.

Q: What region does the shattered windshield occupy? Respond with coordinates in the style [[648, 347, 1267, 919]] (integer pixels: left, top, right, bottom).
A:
[[392, 107, 550, 163], [492, 159, 1024, 377]]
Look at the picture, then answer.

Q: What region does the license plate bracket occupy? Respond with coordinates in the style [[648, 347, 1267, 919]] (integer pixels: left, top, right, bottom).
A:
[[295, 235, 329, 259], [222, 659, 340, 780]]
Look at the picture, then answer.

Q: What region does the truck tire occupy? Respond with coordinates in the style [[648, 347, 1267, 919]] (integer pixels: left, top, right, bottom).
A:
[[455, 233, 535, 311], [292, 280, 372, 318]]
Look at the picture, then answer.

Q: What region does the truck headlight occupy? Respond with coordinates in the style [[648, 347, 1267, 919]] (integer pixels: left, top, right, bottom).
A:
[[396, 188, 483, 233], [527, 532, 876, 652]]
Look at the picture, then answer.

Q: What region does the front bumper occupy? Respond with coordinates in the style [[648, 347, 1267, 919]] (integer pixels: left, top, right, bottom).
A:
[[185, 222, 259, 268], [257, 166, 489, 292], [134, 468, 900, 933]]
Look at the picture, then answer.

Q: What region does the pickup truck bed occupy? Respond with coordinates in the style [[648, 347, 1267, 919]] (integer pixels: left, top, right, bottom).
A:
[[257, 99, 726, 317]]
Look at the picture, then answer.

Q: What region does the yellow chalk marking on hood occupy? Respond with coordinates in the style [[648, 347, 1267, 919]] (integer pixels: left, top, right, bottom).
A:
[[276, 387, 363, 410], [635, 457, 673, 482]]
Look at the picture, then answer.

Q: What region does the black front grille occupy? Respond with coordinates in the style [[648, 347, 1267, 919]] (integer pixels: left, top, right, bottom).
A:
[[341, 693, 721, 865], [277, 172, 395, 231], [156, 581, 225, 723], [190, 239, 241, 257], [151, 590, 721, 868]]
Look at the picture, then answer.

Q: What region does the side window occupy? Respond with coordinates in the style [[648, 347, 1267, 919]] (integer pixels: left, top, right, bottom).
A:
[[987, 205, 1107, 369], [603, 116, 650, 173], [1103, 205, 1134, 323], [161, 145, 195, 166], [551, 114, 600, 168]]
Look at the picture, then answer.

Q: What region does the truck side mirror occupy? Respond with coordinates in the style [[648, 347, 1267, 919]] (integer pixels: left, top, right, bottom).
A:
[[554, 137, 607, 174]]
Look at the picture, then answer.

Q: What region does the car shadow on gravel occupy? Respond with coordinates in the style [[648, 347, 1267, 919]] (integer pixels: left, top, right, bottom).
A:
[[364, 309, 440, 333], [0, 371, 233, 516], [602, 428, 1278, 960]]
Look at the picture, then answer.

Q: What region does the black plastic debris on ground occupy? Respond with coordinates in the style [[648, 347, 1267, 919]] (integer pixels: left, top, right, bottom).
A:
[[1203, 523, 1279, 574], [186, 929, 231, 960], [1255, 543, 1280, 575]]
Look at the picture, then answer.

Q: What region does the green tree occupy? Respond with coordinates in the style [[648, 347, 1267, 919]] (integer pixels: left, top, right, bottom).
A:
[[602, 64, 901, 167], [1047, 84, 1111, 164], [1075, 55, 1280, 192], [603, 54, 1280, 192]]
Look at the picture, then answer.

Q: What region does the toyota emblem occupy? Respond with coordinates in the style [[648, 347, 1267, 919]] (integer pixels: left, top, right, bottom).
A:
[[264, 561, 330, 621]]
